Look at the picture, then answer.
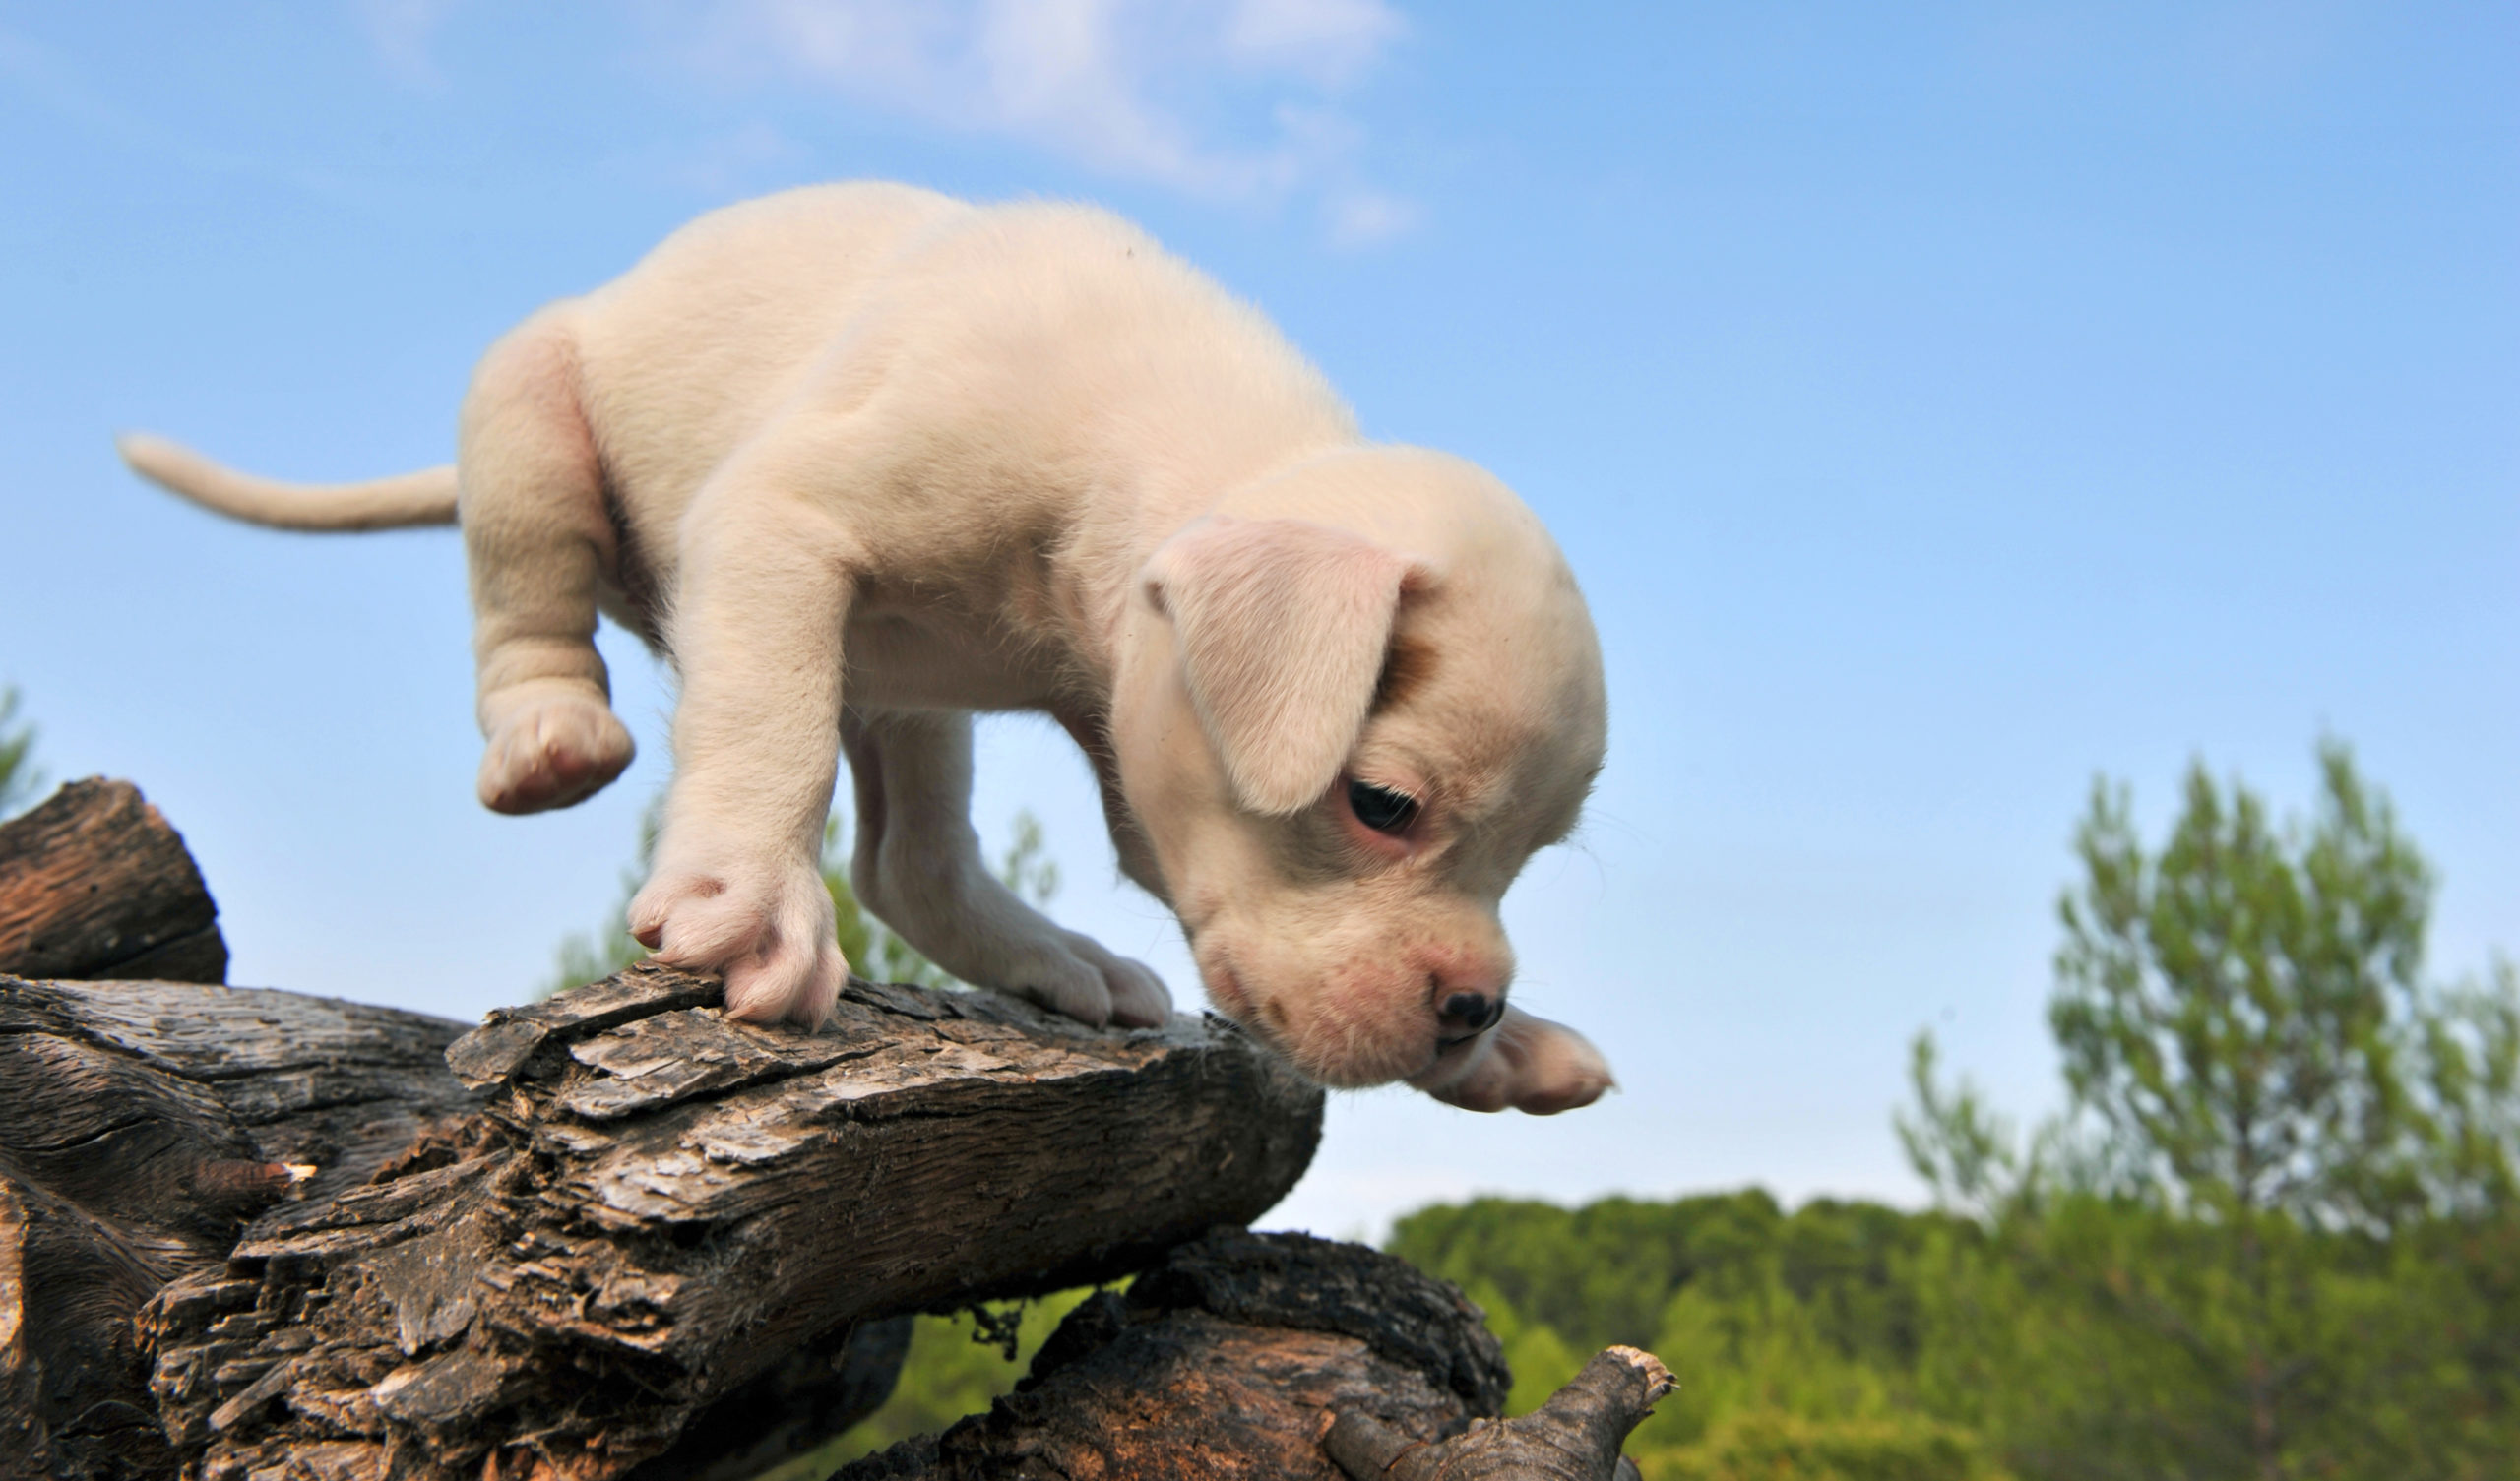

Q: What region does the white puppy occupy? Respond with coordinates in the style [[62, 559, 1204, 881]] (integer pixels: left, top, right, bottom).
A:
[[122, 183, 1612, 1114]]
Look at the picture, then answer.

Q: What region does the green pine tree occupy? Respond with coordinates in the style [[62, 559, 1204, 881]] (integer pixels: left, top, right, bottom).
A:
[[1903, 738, 2520, 1480], [0, 684, 42, 820]]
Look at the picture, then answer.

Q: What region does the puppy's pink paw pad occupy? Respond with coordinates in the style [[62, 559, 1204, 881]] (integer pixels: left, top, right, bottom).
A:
[[479, 693, 633, 814]]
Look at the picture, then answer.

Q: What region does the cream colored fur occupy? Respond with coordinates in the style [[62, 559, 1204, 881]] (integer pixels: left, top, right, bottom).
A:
[[122, 182, 1614, 1114]]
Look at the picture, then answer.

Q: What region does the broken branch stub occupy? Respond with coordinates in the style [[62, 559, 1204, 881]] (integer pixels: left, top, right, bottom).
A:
[[0, 779, 226, 983], [141, 962, 1325, 1481], [1322, 1344, 1677, 1481]]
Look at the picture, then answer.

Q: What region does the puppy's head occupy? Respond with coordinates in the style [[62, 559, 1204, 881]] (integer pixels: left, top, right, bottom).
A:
[[1111, 447, 1607, 1097]]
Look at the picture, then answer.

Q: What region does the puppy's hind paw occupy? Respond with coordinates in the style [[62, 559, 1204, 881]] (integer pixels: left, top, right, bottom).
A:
[[478, 686, 634, 814], [629, 854, 846, 1029], [1074, 936, 1173, 1029], [994, 930, 1173, 1031]]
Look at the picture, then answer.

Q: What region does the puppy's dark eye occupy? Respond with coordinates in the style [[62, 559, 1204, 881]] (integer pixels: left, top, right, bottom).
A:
[[1347, 779, 1420, 835]]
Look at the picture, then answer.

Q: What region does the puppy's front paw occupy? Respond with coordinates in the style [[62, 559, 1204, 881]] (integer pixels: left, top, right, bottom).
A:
[[629, 852, 845, 1028], [478, 685, 635, 814], [1422, 1007, 1614, 1115], [989, 929, 1172, 1030]]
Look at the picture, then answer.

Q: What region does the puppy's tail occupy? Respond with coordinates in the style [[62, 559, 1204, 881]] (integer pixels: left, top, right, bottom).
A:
[[117, 432, 459, 532]]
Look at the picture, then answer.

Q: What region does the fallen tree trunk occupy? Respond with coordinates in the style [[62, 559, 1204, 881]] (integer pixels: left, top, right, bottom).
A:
[[0, 780, 227, 984], [2, 779, 1671, 1481], [0, 975, 480, 1481], [128, 963, 1323, 1480], [837, 1229, 1673, 1481]]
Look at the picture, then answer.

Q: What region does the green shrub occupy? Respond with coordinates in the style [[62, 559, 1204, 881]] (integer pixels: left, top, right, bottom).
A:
[[756, 1290, 1099, 1481], [1636, 1409, 2009, 1481]]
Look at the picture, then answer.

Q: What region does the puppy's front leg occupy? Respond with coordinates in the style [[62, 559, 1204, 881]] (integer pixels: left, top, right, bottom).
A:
[[1414, 1007, 1615, 1115], [842, 709, 1171, 1028], [629, 476, 854, 1027]]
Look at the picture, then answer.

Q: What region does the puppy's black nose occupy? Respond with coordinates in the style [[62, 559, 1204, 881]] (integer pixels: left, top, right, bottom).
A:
[[1437, 990, 1504, 1036]]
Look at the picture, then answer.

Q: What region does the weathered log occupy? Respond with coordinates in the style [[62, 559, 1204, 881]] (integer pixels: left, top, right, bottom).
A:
[[837, 1230, 1673, 1481], [837, 1228, 1508, 1481], [1323, 1345, 1675, 1481], [1, 777, 1643, 1479], [0, 975, 479, 1481], [135, 962, 1324, 1480], [0, 780, 226, 983]]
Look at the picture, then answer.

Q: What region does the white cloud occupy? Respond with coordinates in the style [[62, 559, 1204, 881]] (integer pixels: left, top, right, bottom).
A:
[[346, 0, 1419, 241], [358, 0, 462, 88], [1225, 0, 1404, 86], [668, 0, 1417, 237], [1322, 185, 1418, 248]]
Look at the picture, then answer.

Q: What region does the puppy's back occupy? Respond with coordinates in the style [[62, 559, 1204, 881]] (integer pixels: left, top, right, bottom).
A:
[[559, 183, 1355, 549], [568, 183, 975, 509]]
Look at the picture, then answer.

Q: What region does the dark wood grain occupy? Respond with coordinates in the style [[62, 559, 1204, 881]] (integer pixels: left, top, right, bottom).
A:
[[0, 780, 226, 984], [838, 1229, 1670, 1481], [0, 975, 477, 1481], [139, 962, 1324, 1481], [838, 1229, 1512, 1481], [627, 1317, 914, 1481], [1322, 1345, 1674, 1481]]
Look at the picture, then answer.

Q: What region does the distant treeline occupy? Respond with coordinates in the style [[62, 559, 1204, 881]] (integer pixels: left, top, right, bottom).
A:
[[1392, 1189, 2517, 1481], [776, 1182, 2516, 1481]]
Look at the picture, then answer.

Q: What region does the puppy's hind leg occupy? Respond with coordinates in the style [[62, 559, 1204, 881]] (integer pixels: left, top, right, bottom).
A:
[[458, 310, 636, 814], [843, 709, 1172, 1029]]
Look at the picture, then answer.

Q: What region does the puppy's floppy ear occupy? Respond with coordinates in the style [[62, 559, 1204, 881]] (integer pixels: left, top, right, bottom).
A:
[[1144, 516, 1426, 815]]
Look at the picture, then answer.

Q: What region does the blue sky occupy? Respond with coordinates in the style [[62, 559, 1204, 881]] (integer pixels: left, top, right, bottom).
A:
[[4, 2, 2513, 1236]]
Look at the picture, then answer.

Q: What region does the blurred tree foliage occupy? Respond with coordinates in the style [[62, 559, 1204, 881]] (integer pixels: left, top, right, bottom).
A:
[[2046, 739, 2487, 1231], [0, 683, 42, 819], [1393, 1193, 2012, 1480], [753, 1291, 1101, 1481], [1898, 741, 2520, 1480], [1391, 742, 2517, 1481]]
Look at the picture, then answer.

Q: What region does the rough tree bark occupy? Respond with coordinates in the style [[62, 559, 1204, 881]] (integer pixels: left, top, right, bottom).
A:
[[0, 779, 226, 983], [130, 962, 1323, 1480], [1322, 1346, 1675, 1481], [0, 975, 478, 1480]]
